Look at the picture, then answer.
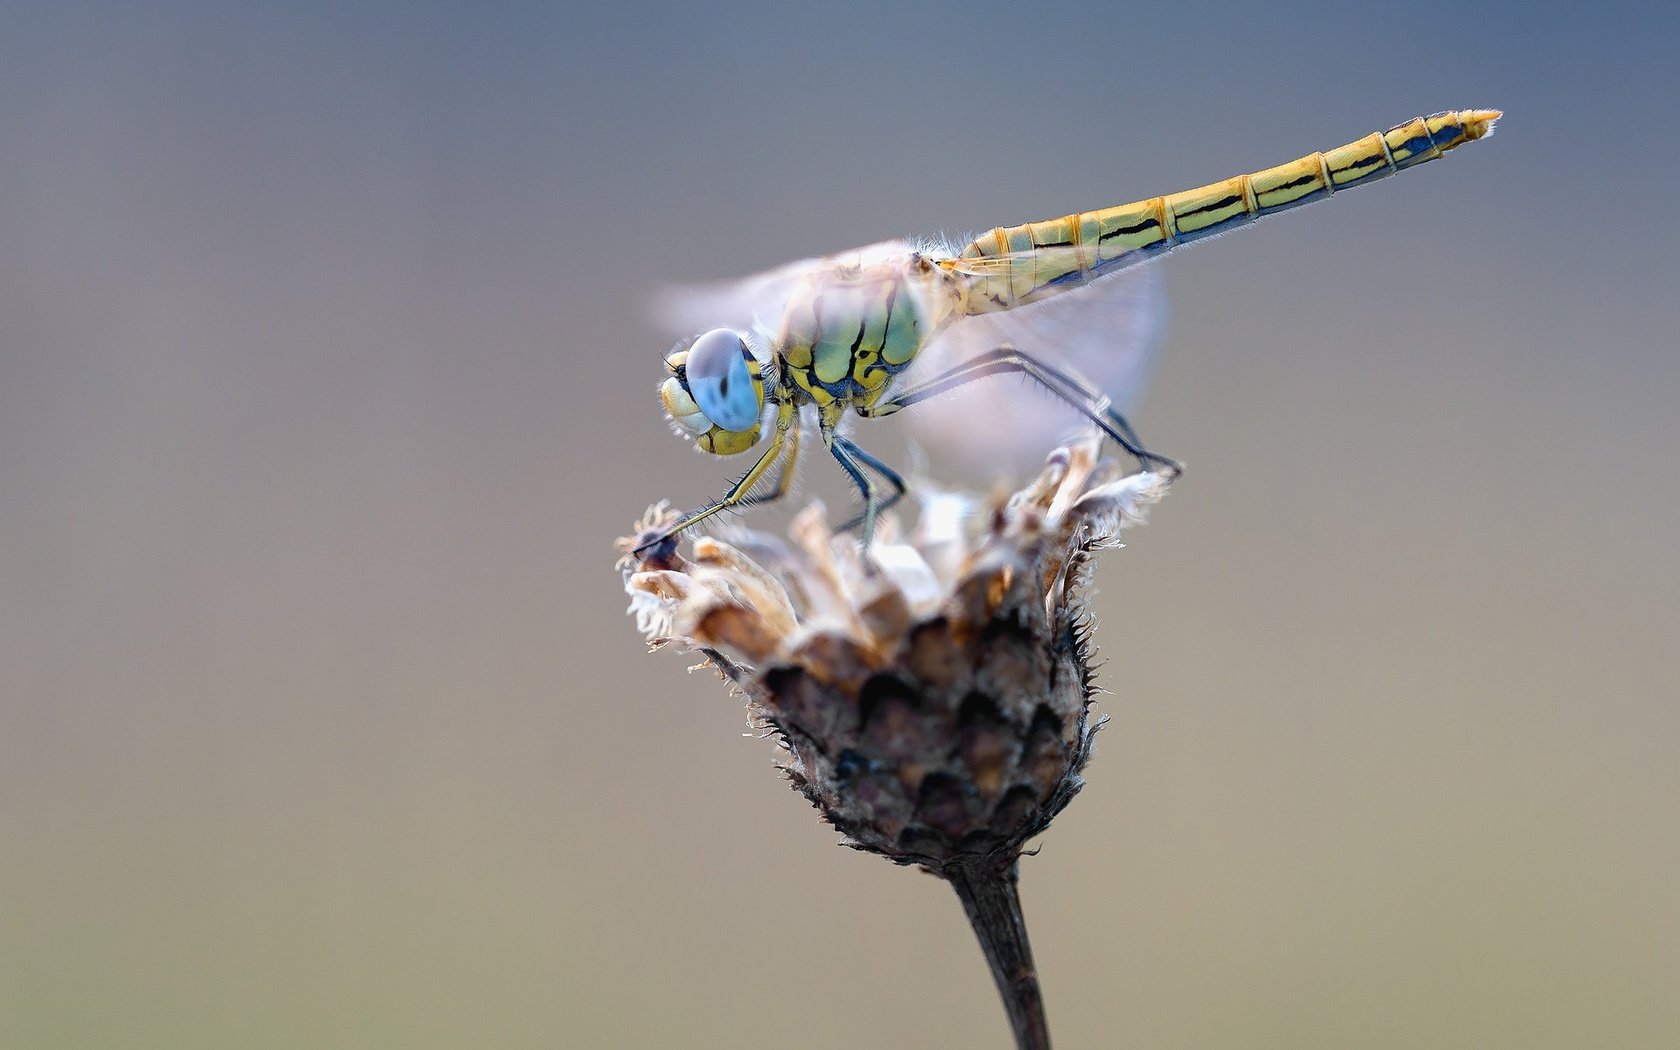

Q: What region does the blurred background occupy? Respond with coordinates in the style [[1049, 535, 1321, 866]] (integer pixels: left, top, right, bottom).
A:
[[3, 3, 1676, 1047]]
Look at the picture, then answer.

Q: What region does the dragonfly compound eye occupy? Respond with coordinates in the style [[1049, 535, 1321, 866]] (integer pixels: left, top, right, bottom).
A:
[[684, 328, 763, 433]]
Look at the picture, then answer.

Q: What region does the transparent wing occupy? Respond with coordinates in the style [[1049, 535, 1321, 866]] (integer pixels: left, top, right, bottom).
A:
[[896, 262, 1167, 477], [647, 258, 816, 348], [648, 239, 920, 346]]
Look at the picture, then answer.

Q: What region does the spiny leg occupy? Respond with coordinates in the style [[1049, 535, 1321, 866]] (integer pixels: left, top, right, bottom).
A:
[[966, 345, 1151, 452], [823, 430, 906, 550], [860, 345, 1181, 476], [830, 435, 907, 537], [634, 417, 791, 557], [875, 344, 1169, 470], [1024, 353, 1148, 452], [734, 425, 800, 510]]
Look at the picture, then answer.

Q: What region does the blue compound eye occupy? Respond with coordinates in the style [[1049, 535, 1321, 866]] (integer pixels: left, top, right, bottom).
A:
[[685, 328, 761, 432]]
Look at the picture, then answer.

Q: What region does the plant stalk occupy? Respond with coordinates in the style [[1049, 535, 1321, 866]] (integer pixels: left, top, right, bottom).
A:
[[943, 858, 1051, 1050]]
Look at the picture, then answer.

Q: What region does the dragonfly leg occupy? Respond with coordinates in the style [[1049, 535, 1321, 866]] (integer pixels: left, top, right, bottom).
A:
[[634, 408, 795, 556], [734, 426, 800, 510], [1022, 351, 1152, 454], [823, 431, 906, 549], [861, 345, 1181, 477], [829, 434, 907, 539]]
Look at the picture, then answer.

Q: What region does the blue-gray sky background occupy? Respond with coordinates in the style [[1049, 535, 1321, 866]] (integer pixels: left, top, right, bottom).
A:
[[3, 3, 1676, 1047]]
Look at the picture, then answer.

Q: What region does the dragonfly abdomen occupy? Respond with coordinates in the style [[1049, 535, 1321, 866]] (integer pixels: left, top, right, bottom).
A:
[[957, 109, 1500, 312]]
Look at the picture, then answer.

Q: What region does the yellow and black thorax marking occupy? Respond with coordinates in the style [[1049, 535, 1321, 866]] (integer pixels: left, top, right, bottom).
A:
[[777, 268, 926, 412]]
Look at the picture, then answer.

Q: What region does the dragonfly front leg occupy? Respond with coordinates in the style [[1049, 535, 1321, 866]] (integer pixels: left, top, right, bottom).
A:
[[635, 403, 797, 557], [734, 425, 800, 511], [859, 345, 1182, 477], [824, 431, 906, 549]]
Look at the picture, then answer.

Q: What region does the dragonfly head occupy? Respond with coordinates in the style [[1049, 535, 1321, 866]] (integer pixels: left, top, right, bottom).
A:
[[659, 327, 766, 455]]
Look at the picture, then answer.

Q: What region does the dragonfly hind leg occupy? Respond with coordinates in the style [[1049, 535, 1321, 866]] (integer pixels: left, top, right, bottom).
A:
[[824, 432, 907, 548], [858, 344, 1182, 478]]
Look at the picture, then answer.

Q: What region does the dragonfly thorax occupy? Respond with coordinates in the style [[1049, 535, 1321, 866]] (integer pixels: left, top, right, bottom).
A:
[[775, 252, 959, 412]]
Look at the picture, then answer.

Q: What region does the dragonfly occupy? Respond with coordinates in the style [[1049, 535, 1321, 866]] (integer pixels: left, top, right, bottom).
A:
[[642, 109, 1501, 553]]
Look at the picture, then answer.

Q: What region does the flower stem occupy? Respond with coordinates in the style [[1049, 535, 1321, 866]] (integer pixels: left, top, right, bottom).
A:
[[942, 858, 1051, 1050]]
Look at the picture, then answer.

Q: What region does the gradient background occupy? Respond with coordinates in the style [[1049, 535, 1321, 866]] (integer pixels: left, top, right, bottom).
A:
[[4, 3, 1676, 1047]]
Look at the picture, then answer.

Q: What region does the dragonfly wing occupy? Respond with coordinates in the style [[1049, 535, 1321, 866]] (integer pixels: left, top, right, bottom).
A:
[[648, 240, 922, 354], [647, 257, 818, 347], [898, 262, 1167, 477]]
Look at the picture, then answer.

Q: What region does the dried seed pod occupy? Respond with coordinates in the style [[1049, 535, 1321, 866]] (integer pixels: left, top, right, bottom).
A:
[[618, 443, 1169, 869]]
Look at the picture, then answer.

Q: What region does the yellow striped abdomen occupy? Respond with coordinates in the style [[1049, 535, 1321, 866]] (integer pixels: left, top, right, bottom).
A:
[[957, 109, 1501, 312]]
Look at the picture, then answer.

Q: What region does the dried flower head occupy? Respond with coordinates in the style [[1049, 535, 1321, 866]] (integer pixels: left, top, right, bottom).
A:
[[618, 441, 1168, 869], [616, 440, 1169, 1049]]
